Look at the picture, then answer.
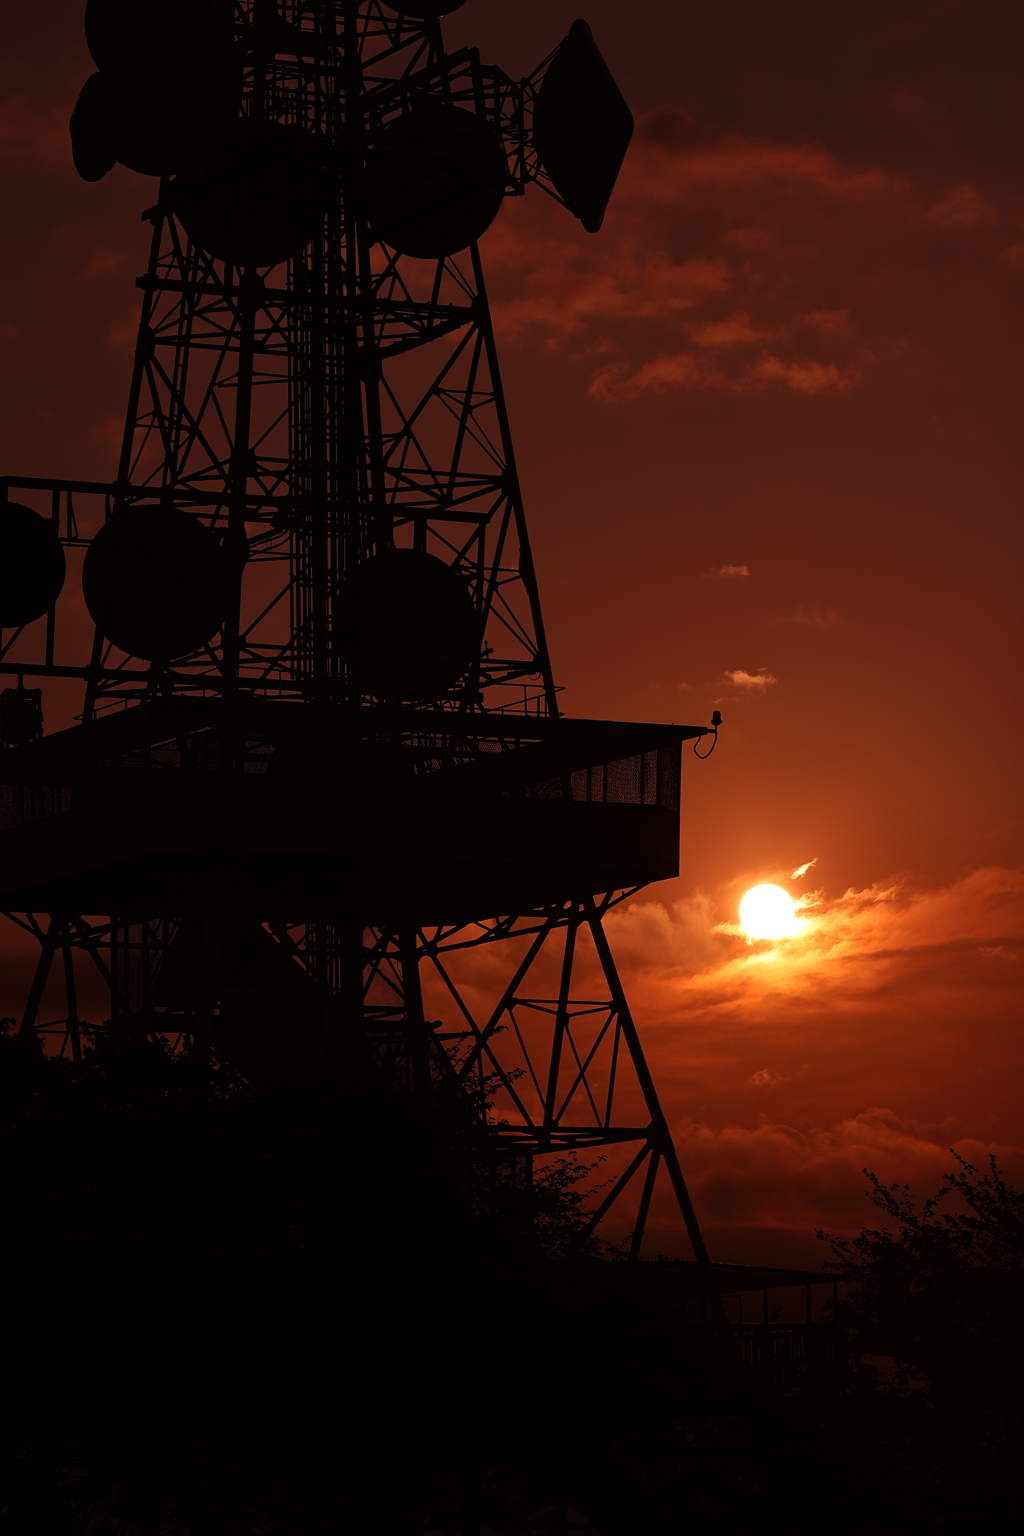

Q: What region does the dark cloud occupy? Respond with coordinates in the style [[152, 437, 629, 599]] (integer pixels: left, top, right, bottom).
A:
[[483, 105, 1007, 405]]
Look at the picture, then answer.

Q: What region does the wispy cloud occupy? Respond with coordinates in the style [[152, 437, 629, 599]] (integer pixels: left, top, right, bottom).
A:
[[606, 868, 1024, 1003], [799, 308, 853, 334], [702, 563, 749, 580], [590, 350, 860, 402], [774, 603, 841, 628], [791, 860, 818, 879], [690, 311, 783, 349], [483, 104, 991, 405], [749, 1066, 789, 1087], [489, 243, 731, 341], [739, 354, 862, 394], [721, 667, 776, 692], [926, 184, 995, 228]]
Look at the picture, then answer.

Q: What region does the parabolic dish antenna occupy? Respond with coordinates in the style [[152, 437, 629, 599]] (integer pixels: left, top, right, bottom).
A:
[[0, 503, 66, 628], [84, 0, 235, 70], [534, 20, 634, 234], [345, 548, 480, 701], [363, 103, 507, 260], [73, 11, 242, 181], [70, 73, 118, 183], [82, 506, 232, 662], [171, 119, 331, 268]]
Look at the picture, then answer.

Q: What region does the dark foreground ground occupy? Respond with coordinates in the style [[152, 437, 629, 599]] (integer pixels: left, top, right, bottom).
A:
[[2, 1025, 1021, 1534]]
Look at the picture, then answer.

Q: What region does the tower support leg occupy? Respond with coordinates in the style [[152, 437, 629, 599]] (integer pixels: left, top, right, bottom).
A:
[[374, 897, 712, 1261]]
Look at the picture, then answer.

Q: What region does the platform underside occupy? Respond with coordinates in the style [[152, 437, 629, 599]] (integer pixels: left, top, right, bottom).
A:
[[0, 783, 682, 922]]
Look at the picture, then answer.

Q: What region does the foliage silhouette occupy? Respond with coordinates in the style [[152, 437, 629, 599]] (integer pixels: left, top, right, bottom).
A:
[[821, 1152, 1024, 1408], [0, 1022, 623, 1533]]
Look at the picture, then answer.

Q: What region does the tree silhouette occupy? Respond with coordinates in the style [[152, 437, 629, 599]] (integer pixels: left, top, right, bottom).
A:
[[822, 1153, 1024, 1409]]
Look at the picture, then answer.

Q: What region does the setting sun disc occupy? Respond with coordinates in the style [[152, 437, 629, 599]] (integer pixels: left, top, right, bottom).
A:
[[739, 883, 798, 940]]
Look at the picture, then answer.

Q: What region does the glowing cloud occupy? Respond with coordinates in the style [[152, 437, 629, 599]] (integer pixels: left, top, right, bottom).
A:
[[598, 867, 1024, 1248], [419, 869, 1024, 1258], [721, 668, 776, 692]]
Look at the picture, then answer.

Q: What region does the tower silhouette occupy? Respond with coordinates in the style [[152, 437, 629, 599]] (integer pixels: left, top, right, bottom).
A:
[[0, 1, 717, 1260]]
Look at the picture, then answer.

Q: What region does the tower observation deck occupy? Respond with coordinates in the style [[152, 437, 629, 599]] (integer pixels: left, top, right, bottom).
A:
[[0, 1, 717, 1261]]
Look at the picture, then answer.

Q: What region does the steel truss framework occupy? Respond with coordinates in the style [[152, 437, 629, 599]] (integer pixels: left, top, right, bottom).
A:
[[365, 897, 708, 1260], [0, 1, 709, 1260]]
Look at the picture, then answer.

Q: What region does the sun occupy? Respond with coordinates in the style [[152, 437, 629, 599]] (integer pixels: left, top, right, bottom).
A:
[[739, 883, 798, 940]]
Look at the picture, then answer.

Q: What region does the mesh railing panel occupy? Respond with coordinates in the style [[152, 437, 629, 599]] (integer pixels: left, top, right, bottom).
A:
[[0, 725, 682, 819], [0, 784, 72, 831], [533, 746, 679, 810]]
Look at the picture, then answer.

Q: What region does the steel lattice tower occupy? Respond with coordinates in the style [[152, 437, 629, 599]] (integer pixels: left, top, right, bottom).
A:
[[0, 1, 716, 1262]]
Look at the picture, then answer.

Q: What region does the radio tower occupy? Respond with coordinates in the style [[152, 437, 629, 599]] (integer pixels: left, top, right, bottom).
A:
[[0, 1, 718, 1261]]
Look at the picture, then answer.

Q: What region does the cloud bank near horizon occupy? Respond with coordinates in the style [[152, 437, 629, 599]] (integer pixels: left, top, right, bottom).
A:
[[424, 865, 1024, 1258], [602, 865, 1024, 1251]]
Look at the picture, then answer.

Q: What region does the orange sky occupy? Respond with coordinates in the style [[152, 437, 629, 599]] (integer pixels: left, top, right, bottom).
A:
[[1, 3, 1021, 1262]]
